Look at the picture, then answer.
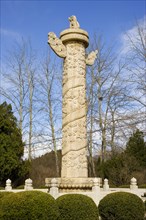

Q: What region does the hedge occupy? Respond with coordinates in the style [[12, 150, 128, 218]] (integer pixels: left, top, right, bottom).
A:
[[56, 194, 99, 220], [98, 192, 145, 220], [0, 191, 13, 199], [0, 191, 60, 220]]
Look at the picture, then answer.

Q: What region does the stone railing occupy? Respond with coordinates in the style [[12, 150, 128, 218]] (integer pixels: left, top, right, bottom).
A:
[[1, 177, 145, 206], [4, 178, 34, 191]]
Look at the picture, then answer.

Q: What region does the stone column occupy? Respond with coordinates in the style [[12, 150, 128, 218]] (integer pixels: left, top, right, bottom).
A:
[[60, 28, 89, 178], [48, 16, 97, 189]]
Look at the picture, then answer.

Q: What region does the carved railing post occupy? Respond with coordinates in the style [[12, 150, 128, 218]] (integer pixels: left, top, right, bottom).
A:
[[24, 178, 33, 190], [103, 178, 109, 191], [5, 179, 12, 191], [92, 178, 100, 193], [130, 177, 138, 190], [50, 178, 59, 198]]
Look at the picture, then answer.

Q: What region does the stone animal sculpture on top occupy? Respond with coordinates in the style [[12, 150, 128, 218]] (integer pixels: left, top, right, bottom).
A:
[[69, 15, 80, 29]]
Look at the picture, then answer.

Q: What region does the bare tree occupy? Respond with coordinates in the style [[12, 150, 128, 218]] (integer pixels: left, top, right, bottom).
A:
[[1, 42, 26, 133], [87, 66, 97, 176], [1, 40, 36, 161], [87, 35, 131, 164], [36, 51, 62, 176], [123, 18, 146, 108], [24, 42, 36, 161]]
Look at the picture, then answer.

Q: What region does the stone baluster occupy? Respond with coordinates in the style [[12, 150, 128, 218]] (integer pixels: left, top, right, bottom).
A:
[[24, 178, 33, 190], [5, 179, 12, 191], [103, 178, 109, 191], [92, 178, 100, 193], [130, 177, 138, 190], [49, 178, 59, 198]]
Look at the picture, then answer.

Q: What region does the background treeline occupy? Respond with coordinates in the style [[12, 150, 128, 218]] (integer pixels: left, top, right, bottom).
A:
[[0, 102, 145, 187], [30, 129, 146, 187], [0, 20, 145, 187]]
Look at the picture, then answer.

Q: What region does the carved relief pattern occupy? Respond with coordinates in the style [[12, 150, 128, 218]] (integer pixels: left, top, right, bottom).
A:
[[62, 41, 87, 178]]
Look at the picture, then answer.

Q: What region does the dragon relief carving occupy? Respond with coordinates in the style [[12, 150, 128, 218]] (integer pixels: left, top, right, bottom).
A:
[[62, 150, 87, 170], [48, 32, 67, 58]]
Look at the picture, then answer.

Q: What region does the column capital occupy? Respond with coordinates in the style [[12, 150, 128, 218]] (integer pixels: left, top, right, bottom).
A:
[[60, 28, 89, 48]]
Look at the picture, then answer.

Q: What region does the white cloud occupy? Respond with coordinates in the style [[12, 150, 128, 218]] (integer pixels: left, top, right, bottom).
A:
[[0, 28, 21, 41], [120, 16, 146, 55]]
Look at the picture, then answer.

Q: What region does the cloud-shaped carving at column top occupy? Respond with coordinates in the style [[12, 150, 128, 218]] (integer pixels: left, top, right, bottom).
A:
[[48, 32, 67, 58], [86, 50, 98, 66]]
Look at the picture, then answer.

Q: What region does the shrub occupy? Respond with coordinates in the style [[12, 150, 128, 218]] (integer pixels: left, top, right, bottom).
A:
[[0, 191, 60, 220], [56, 194, 99, 220], [98, 192, 145, 220], [144, 201, 146, 220], [0, 191, 13, 199]]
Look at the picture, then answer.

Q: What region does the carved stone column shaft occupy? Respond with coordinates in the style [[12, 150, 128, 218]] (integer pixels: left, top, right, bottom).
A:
[[62, 41, 87, 178]]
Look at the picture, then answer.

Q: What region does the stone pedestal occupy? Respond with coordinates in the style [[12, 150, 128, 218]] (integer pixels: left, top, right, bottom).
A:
[[46, 16, 98, 192], [45, 177, 101, 193]]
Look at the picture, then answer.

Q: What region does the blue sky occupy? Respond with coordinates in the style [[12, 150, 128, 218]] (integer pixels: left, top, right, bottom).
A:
[[0, 0, 145, 63], [0, 0, 145, 157]]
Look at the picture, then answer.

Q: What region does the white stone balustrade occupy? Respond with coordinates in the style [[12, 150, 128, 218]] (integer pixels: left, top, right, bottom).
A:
[[5, 179, 12, 191], [1, 177, 145, 206]]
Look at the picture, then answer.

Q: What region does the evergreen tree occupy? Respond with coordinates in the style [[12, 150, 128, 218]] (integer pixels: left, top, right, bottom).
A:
[[99, 153, 139, 186], [0, 102, 28, 186], [125, 129, 146, 167]]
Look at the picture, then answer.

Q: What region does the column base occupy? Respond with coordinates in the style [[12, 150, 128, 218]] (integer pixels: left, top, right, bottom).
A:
[[45, 177, 102, 192]]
